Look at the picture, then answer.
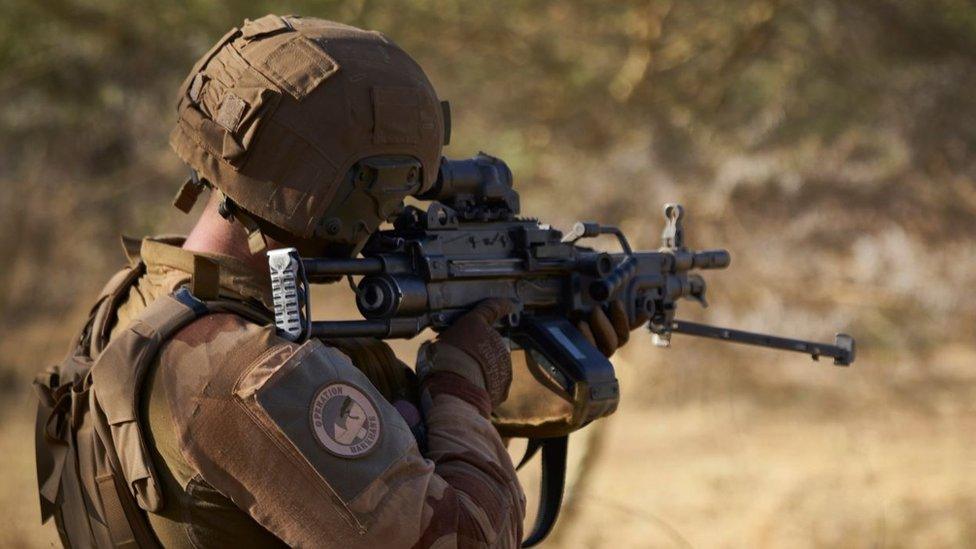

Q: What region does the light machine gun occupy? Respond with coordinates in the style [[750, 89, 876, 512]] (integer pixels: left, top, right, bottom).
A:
[[267, 153, 855, 546]]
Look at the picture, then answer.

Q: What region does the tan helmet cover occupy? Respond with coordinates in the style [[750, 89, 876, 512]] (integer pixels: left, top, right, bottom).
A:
[[169, 15, 445, 247]]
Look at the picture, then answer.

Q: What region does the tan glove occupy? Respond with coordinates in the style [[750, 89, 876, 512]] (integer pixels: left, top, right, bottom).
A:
[[576, 299, 649, 357], [431, 299, 517, 407]]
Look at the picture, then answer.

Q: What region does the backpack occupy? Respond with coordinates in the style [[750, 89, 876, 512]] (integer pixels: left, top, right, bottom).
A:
[[34, 261, 270, 548]]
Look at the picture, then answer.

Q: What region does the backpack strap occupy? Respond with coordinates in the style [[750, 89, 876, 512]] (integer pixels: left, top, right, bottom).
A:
[[35, 239, 274, 547], [89, 262, 147, 356], [84, 287, 273, 548], [91, 288, 218, 513]]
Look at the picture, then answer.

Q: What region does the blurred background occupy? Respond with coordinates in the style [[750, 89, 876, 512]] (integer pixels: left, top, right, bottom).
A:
[[2, 0, 975, 547]]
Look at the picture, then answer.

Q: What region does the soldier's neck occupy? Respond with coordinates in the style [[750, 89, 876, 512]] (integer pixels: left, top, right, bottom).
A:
[[183, 193, 268, 272]]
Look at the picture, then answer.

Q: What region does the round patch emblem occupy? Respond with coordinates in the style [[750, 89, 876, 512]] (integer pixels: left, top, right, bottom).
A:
[[309, 382, 382, 458]]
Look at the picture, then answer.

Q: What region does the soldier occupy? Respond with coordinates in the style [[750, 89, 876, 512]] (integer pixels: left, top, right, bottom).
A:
[[34, 15, 636, 548]]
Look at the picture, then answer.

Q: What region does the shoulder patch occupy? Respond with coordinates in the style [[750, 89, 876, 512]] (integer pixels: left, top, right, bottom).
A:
[[236, 340, 415, 506], [310, 382, 382, 458]]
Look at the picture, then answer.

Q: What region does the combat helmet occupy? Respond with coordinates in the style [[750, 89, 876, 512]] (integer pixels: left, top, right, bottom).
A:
[[170, 14, 448, 256]]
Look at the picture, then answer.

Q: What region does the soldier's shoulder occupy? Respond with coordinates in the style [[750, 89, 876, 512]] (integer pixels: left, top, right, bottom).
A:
[[167, 311, 280, 354], [156, 312, 292, 401], [153, 324, 420, 541]]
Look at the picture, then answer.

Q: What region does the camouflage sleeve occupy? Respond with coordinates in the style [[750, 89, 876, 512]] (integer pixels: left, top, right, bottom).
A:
[[159, 314, 524, 548], [411, 341, 526, 547]]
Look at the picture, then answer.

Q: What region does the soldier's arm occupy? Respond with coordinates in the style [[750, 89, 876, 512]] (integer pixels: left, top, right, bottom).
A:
[[160, 305, 524, 548], [410, 300, 527, 547]]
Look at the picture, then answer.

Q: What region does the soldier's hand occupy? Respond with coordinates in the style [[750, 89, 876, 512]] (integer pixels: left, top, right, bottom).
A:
[[433, 298, 517, 407], [577, 300, 648, 357]]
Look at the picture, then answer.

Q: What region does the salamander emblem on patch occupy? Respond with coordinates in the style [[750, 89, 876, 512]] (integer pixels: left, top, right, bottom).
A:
[[310, 382, 382, 458]]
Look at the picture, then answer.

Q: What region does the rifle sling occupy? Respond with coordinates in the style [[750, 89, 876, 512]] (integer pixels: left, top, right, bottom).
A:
[[521, 435, 568, 548], [516, 438, 544, 471]]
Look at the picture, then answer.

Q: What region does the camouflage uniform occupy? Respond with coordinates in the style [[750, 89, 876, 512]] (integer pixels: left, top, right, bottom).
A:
[[35, 14, 530, 548], [111, 237, 524, 547]]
